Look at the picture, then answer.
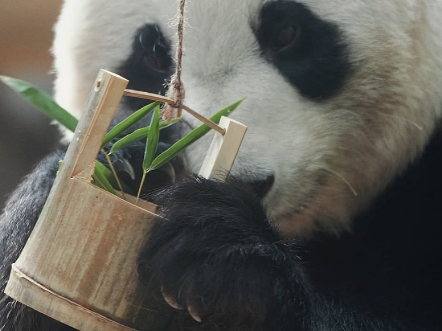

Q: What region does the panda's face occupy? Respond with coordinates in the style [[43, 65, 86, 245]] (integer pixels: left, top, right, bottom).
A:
[[53, 0, 442, 237]]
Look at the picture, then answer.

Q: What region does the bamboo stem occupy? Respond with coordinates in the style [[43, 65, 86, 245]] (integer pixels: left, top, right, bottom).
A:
[[123, 89, 225, 135]]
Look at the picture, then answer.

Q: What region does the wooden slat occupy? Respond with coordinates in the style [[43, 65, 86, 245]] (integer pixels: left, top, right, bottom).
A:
[[63, 70, 128, 179], [6, 265, 138, 331], [199, 116, 247, 181]]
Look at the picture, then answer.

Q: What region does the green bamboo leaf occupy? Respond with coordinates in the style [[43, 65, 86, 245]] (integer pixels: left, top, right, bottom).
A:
[[92, 173, 107, 191], [143, 106, 161, 172], [102, 101, 160, 148], [94, 161, 118, 195], [0, 75, 78, 132], [109, 117, 182, 154], [96, 158, 131, 192], [95, 160, 114, 179], [149, 99, 244, 171]]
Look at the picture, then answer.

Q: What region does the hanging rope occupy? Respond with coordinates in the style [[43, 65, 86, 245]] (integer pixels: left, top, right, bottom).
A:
[[162, 0, 186, 121]]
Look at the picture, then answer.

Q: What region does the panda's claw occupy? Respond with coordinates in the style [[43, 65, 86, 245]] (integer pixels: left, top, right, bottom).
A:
[[162, 291, 182, 310], [111, 158, 136, 181], [161, 288, 202, 322], [187, 306, 202, 323], [120, 158, 136, 181]]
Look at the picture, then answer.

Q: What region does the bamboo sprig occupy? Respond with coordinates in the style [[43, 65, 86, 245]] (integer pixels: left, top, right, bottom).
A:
[[1, 75, 243, 202], [102, 101, 160, 148]]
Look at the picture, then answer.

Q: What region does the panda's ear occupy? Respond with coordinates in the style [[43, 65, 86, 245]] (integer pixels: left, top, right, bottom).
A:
[[255, 1, 351, 101]]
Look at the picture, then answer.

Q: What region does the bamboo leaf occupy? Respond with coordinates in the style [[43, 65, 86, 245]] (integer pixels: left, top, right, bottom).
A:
[[109, 117, 182, 154], [149, 99, 244, 171], [97, 158, 131, 192], [0, 75, 78, 132], [2, 73, 245, 197], [102, 101, 160, 148], [94, 161, 118, 195], [143, 106, 161, 172]]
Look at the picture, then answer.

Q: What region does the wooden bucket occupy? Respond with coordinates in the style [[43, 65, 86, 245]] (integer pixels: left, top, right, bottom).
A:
[[4, 70, 247, 331]]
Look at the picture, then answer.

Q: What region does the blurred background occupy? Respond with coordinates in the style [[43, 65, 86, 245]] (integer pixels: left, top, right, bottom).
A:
[[0, 1, 62, 210]]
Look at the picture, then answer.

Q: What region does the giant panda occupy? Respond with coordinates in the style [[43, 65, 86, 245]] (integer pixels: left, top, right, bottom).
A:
[[1, 0, 442, 330]]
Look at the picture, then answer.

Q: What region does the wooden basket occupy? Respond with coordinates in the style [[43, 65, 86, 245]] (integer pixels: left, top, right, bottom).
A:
[[4, 70, 246, 331]]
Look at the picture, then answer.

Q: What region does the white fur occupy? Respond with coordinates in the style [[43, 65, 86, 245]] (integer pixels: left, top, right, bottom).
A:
[[52, 0, 442, 237]]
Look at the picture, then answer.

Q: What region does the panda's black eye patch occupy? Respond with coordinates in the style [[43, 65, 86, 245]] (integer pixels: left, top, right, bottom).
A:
[[117, 24, 173, 111], [139, 25, 172, 73], [256, 1, 351, 101]]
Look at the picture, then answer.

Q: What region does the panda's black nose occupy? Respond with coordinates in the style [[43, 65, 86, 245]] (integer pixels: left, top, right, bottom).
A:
[[248, 175, 275, 199]]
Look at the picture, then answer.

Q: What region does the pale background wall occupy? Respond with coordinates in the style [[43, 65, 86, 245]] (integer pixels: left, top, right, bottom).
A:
[[0, 1, 62, 210]]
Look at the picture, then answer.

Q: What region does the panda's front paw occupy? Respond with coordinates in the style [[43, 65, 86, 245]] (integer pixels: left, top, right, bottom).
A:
[[138, 177, 309, 330]]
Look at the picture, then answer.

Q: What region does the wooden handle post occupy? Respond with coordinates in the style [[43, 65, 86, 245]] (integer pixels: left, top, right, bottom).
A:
[[60, 70, 128, 181], [199, 116, 247, 181]]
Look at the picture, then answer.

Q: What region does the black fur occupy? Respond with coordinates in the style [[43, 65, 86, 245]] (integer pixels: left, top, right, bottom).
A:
[[256, 1, 351, 101], [1, 126, 441, 330]]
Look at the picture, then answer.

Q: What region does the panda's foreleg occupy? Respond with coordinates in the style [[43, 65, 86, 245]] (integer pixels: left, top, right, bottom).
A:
[[138, 177, 311, 331], [0, 147, 75, 331], [138, 177, 423, 331]]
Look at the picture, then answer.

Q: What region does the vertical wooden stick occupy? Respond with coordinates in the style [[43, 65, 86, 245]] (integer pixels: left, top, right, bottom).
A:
[[60, 70, 128, 180], [199, 116, 247, 181]]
